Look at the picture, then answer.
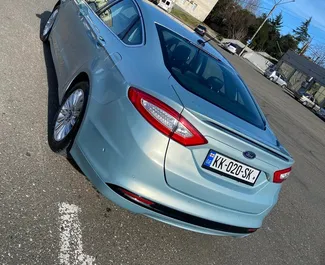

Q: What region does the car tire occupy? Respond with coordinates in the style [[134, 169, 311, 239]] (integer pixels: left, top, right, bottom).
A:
[[49, 81, 89, 156], [281, 85, 287, 89], [270, 78, 274, 82], [302, 101, 307, 106], [40, 6, 59, 42]]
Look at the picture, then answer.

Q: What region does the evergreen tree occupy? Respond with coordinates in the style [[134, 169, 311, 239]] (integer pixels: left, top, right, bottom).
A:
[[270, 12, 283, 32], [293, 17, 312, 44]]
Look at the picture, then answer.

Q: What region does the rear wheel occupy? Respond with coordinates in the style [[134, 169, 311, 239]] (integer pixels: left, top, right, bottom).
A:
[[270, 77, 274, 82], [281, 85, 287, 89], [40, 6, 59, 42], [49, 81, 89, 155]]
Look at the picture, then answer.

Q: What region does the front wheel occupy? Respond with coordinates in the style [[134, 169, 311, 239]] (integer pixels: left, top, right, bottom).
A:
[[281, 85, 287, 89], [49, 81, 89, 155], [40, 7, 59, 42]]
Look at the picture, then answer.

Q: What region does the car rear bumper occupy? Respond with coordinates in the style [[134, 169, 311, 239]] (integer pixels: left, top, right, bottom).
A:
[[71, 142, 254, 237], [69, 96, 270, 237]]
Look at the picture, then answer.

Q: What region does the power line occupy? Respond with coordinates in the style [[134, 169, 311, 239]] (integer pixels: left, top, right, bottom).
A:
[[279, 9, 311, 20]]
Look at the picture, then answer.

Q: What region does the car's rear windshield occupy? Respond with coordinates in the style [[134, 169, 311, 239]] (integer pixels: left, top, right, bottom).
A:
[[156, 25, 265, 129]]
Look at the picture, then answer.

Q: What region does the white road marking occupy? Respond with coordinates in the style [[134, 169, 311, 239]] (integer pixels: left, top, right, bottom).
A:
[[59, 202, 96, 265]]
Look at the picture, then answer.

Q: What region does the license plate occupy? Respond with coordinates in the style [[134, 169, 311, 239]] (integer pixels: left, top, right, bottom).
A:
[[202, 150, 260, 185]]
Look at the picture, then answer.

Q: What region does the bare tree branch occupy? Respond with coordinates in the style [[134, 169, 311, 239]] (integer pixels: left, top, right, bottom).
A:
[[308, 44, 325, 67], [242, 0, 261, 14]]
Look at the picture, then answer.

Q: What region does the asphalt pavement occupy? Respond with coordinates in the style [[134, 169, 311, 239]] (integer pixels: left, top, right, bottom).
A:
[[1, 1, 325, 264]]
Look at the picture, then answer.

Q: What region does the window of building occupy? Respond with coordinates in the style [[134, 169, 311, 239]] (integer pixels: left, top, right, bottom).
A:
[[278, 62, 295, 80], [288, 70, 308, 92], [311, 84, 325, 107]]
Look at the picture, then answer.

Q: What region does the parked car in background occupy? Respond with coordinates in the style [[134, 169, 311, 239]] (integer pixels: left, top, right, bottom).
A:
[[158, 0, 173, 12], [41, 0, 294, 237], [299, 93, 317, 109], [194, 25, 207, 37], [264, 69, 287, 88], [222, 42, 237, 55], [316, 108, 325, 121]]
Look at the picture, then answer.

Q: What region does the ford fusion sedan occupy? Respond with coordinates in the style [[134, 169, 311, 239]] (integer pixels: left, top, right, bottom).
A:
[[41, 0, 294, 237]]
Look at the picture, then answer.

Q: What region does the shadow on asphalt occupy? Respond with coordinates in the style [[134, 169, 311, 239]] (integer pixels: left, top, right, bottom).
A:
[[37, 11, 59, 142], [36, 11, 84, 175]]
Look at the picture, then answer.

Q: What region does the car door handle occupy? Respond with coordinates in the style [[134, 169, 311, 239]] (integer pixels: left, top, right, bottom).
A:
[[96, 36, 106, 47]]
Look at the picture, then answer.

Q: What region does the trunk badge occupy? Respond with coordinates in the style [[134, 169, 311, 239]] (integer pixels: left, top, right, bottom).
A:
[[243, 151, 256, 159]]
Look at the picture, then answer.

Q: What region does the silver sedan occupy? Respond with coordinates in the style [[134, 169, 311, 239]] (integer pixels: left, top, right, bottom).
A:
[[41, 0, 294, 237]]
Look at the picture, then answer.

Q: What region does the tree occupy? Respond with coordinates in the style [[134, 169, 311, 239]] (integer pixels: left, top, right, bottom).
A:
[[205, 0, 256, 40], [250, 17, 270, 50], [242, 0, 261, 14], [204, 1, 296, 59], [227, 8, 256, 40], [278, 34, 298, 55], [205, 0, 237, 36], [308, 44, 325, 67], [293, 17, 312, 45], [270, 12, 283, 32]]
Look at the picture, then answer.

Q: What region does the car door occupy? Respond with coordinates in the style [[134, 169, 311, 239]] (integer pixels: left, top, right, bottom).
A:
[[310, 96, 316, 108], [71, 0, 146, 172], [54, 0, 112, 89], [306, 96, 312, 107]]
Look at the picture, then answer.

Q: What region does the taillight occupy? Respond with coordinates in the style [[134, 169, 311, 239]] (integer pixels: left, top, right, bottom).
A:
[[128, 87, 207, 146], [273, 167, 291, 183]]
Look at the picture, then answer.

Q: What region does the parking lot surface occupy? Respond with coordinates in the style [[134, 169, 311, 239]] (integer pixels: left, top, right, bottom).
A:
[[0, 1, 325, 264]]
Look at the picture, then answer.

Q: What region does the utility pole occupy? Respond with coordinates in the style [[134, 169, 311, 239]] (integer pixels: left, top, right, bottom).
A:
[[239, 0, 295, 56], [299, 37, 313, 56], [276, 41, 283, 55]]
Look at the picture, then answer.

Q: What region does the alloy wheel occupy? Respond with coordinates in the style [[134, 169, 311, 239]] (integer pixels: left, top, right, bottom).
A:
[[54, 89, 84, 142]]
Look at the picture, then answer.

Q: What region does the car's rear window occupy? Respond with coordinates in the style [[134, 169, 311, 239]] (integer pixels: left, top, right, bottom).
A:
[[156, 25, 265, 129]]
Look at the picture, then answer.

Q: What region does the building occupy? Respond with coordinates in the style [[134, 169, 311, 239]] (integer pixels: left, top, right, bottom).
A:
[[175, 0, 219, 21], [275, 50, 325, 108]]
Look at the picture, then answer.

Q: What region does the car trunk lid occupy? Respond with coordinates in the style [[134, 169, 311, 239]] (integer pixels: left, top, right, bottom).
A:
[[164, 78, 293, 214]]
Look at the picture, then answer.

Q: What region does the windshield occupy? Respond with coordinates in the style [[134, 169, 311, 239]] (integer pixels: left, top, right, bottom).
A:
[[156, 25, 265, 129]]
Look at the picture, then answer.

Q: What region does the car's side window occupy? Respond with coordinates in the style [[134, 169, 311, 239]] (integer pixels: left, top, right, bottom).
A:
[[85, 0, 114, 12], [99, 0, 143, 45]]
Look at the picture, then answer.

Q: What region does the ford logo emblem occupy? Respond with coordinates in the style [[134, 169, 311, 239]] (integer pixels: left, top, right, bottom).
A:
[[243, 151, 256, 159]]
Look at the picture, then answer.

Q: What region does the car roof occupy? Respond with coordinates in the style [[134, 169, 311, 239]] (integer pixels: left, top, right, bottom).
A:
[[136, 0, 234, 68]]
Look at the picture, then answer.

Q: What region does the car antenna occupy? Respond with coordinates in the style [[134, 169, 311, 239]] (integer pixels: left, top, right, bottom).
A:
[[197, 36, 218, 47]]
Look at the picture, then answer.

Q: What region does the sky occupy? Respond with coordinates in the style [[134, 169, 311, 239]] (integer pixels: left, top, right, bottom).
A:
[[259, 0, 325, 46]]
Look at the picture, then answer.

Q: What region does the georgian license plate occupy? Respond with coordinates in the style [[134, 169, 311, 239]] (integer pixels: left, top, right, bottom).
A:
[[202, 150, 261, 185]]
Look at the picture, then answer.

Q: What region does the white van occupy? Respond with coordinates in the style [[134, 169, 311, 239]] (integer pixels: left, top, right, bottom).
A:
[[158, 0, 174, 13]]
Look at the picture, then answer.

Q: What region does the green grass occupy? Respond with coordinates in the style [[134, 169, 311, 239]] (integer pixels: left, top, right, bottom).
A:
[[170, 8, 201, 29]]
